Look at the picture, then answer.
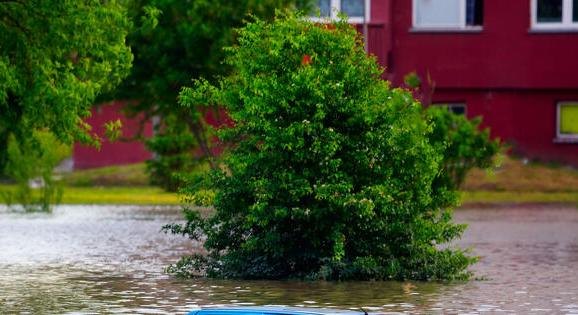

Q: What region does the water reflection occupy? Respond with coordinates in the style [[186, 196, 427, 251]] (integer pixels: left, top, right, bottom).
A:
[[1, 205, 577, 314]]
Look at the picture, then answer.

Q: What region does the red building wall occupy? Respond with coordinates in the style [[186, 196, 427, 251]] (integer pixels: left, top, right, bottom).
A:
[[388, 0, 578, 89], [364, 0, 578, 166], [433, 89, 578, 166], [75, 0, 578, 168], [73, 102, 153, 169]]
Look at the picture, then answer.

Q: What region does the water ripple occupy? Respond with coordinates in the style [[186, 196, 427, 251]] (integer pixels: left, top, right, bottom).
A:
[[0, 204, 577, 314]]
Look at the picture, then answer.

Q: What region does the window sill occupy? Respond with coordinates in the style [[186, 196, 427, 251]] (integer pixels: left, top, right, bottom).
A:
[[409, 27, 483, 34], [529, 28, 578, 33], [308, 17, 369, 24], [553, 137, 578, 144]]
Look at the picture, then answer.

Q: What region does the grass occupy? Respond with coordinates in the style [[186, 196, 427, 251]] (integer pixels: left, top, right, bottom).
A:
[[0, 185, 179, 205], [461, 191, 578, 204], [2, 184, 574, 206], [61, 163, 149, 186], [1, 161, 207, 205], [60, 186, 179, 204], [460, 155, 578, 205], [463, 156, 578, 192], [1, 155, 577, 205]]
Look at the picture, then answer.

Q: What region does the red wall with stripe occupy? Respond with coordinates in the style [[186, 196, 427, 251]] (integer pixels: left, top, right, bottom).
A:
[[73, 102, 153, 169]]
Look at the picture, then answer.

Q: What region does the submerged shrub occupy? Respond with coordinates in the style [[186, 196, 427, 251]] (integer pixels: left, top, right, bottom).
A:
[[166, 13, 477, 280], [2, 131, 69, 212]]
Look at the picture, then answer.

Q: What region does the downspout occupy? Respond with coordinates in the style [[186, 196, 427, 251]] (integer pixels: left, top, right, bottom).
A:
[[386, 0, 394, 79], [363, 0, 368, 52]]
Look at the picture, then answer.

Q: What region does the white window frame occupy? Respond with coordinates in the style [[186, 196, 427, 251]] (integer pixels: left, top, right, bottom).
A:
[[556, 101, 578, 142], [309, 0, 371, 24], [531, 0, 578, 30], [412, 0, 482, 30]]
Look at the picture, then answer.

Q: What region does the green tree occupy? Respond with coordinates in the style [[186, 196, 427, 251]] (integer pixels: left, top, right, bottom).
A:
[[426, 106, 501, 197], [403, 73, 501, 208], [165, 13, 476, 281], [114, 0, 312, 191], [0, 0, 133, 172], [2, 132, 70, 212]]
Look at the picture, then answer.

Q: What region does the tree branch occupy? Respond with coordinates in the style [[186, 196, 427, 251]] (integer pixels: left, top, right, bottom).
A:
[[0, 13, 30, 35], [187, 118, 215, 169]]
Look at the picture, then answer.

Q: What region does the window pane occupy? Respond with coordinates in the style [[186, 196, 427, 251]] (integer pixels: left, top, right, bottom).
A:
[[537, 0, 563, 23], [574, 0, 578, 22], [414, 0, 462, 27], [433, 103, 466, 115], [560, 104, 578, 135], [341, 0, 365, 18], [449, 105, 466, 115], [317, 0, 331, 17], [466, 0, 484, 26]]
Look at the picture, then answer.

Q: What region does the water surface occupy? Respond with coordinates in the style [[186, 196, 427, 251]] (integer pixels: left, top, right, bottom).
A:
[[1, 204, 577, 314]]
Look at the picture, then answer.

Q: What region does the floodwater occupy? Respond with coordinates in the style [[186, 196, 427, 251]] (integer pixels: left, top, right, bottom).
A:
[[1, 204, 578, 314]]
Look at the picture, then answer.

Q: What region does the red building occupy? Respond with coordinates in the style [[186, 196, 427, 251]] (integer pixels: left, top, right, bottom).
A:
[[75, 0, 578, 168], [357, 0, 578, 165], [73, 102, 225, 169], [73, 101, 153, 169]]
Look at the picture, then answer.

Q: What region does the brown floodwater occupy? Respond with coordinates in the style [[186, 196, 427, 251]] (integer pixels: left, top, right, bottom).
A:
[[1, 204, 577, 314]]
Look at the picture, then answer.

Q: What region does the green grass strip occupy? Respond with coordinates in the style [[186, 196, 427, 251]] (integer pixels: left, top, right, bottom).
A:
[[462, 191, 578, 204], [2, 184, 578, 206], [0, 185, 180, 205]]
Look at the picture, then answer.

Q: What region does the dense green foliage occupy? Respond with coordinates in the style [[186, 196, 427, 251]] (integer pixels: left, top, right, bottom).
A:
[[165, 14, 477, 281], [145, 114, 199, 191], [2, 132, 70, 212], [0, 0, 133, 172], [426, 106, 501, 194], [114, 0, 312, 191]]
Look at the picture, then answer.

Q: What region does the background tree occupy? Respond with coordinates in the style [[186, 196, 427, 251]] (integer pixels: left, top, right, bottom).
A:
[[114, 0, 312, 191], [426, 106, 501, 199], [402, 73, 501, 208], [165, 13, 478, 281], [0, 0, 132, 208], [0, 0, 132, 168], [2, 132, 70, 212]]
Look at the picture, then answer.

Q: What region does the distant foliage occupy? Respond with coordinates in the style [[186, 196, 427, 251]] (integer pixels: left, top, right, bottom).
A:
[[403, 72, 422, 89], [115, 0, 313, 191], [2, 132, 70, 212], [426, 107, 501, 203], [145, 115, 200, 192], [165, 13, 477, 281]]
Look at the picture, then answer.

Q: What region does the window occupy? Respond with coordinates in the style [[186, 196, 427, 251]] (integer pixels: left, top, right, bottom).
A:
[[556, 102, 578, 141], [413, 0, 483, 29], [309, 0, 370, 24], [318, 0, 331, 17], [532, 0, 578, 29], [434, 103, 467, 115]]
